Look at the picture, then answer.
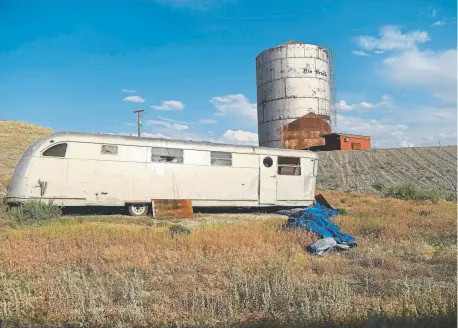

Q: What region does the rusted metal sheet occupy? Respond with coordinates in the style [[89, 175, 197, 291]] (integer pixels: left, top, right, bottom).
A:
[[280, 113, 332, 149], [152, 199, 193, 218]]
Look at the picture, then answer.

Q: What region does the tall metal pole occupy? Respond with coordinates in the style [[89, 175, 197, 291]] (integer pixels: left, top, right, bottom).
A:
[[133, 109, 144, 137]]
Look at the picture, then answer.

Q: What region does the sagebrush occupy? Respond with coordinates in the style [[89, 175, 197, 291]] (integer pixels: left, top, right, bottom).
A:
[[7, 199, 62, 222], [373, 182, 448, 203]]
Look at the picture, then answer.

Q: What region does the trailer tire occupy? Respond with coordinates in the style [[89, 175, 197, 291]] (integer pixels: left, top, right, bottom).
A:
[[127, 204, 149, 217]]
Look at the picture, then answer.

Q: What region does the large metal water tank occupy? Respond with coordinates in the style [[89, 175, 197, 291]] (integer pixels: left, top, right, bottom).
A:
[[256, 40, 334, 149]]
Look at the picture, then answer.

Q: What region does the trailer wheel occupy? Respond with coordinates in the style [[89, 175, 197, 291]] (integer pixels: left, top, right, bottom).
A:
[[127, 204, 149, 216]]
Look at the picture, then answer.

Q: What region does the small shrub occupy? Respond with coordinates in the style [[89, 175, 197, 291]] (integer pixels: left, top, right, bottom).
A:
[[419, 210, 432, 217], [337, 208, 348, 215], [8, 199, 62, 222], [169, 224, 191, 238], [445, 192, 457, 202], [0, 195, 8, 213], [373, 181, 386, 192], [381, 183, 444, 203]]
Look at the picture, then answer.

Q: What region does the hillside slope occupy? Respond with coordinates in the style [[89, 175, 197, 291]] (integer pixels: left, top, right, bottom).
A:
[[0, 120, 52, 191], [317, 146, 457, 196]]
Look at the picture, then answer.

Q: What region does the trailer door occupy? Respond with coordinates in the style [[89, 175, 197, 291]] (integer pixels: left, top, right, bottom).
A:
[[38, 143, 68, 201], [259, 155, 277, 204]]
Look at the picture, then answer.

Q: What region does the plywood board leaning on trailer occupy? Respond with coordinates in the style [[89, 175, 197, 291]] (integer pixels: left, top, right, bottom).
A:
[[152, 199, 193, 218]]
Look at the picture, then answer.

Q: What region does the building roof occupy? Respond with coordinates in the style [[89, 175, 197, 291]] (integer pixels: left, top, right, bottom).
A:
[[320, 133, 371, 139]]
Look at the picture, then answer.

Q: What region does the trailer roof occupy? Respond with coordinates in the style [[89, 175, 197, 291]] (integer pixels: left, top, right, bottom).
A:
[[39, 132, 319, 158]]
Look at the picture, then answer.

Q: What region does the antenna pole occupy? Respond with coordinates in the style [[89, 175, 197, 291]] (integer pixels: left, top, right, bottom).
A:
[[133, 109, 144, 137]]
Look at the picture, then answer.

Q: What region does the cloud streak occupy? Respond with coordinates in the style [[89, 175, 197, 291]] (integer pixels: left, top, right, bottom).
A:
[[355, 25, 429, 53], [151, 100, 185, 111], [210, 94, 257, 120], [123, 95, 145, 103]]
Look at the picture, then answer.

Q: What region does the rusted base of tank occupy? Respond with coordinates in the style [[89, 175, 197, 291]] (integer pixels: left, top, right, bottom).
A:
[[280, 113, 332, 150]]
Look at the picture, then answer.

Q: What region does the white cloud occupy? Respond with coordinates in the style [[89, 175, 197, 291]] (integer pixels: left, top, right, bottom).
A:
[[199, 119, 218, 124], [335, 100, 353, 111], [354, 25, 457, 104], [337, 100, 457, 148], [432, 20, 446, 26], [356, 25, 429, 52], [124, 122, 137, 126], [151, 100, 184, 111], [336, 95, 392, 112], [351, 50, 370, 56], [336, 114, 413, 148], [359, 102, 373, 109], [123, 95, 145, 103], [382, 48, 457, 104], [158, 116, 190, 124], [210, 94, 256, 120], [145, 119, 189, 131], [341, 25, 457, 148], [122, 89, 137, 93], [220, 129, 258, 145]]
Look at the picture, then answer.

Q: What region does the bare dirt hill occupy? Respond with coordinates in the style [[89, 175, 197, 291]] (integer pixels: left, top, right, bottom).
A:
[[317, 146, 457, 196], [0, 120, 52, 192]]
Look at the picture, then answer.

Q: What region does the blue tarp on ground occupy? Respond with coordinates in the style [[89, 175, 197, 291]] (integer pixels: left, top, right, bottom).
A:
[[282, 203, 357, 255]]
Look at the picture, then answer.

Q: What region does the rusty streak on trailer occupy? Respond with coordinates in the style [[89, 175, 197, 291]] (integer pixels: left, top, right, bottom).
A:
[[280, 112, 332, 150]]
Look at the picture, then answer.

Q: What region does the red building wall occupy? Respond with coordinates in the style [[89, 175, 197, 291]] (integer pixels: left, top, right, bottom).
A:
[[339, 135, 371, 150], [322, 134, 371, 151]]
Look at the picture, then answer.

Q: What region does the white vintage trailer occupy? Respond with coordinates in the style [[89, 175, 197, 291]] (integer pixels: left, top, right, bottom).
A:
[[5, 132, 319, 216]]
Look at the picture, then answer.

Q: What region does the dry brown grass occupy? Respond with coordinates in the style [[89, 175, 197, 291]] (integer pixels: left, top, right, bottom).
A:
[[0, 191, 456, 327], [0, 120, 52, 191]]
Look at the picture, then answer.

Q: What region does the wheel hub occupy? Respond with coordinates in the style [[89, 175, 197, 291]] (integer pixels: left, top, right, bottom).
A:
[[132, 205, 146, 215]]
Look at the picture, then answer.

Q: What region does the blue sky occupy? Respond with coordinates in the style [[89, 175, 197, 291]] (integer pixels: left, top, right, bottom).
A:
[[0, 0, 456, 148]]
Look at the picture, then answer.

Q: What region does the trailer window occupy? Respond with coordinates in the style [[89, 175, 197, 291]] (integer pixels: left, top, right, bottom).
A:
[[42, 143, 67, 158], [101, 145, 118, 155], [278, 156, 301, 176], [151, 147, 183, 163], [211, 151, 232, 166]]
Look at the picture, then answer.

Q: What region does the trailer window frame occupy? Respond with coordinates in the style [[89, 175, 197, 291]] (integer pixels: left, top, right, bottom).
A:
[[151, 147, 184, 164], [277, 156, 301, 176], [42, 143, 68, 158], [101, 144, 118, 155], [210, 151, 232, 166]]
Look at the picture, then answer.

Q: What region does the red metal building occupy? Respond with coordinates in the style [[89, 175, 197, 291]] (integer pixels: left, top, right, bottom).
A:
[[319, 133, 371, 151]]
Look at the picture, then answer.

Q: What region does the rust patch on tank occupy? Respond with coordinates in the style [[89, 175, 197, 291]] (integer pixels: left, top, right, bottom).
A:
[[152, 199, 193, 218], [280, 113, 332, 149]]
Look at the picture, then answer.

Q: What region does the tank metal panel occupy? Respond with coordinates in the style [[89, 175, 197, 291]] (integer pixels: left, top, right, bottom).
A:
[[256, 42, 331, 148]]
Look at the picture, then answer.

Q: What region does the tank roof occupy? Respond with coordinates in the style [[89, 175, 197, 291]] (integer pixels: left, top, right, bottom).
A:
[[278, 40, 303, 46]]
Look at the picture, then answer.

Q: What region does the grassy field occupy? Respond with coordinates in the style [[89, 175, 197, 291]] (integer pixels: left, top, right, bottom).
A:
[[0, 191, 456, 327]]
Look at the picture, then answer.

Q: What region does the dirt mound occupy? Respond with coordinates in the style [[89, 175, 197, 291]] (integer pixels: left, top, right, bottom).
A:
[[0, 120, 52, 192], [317, 146, 457, 196]]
